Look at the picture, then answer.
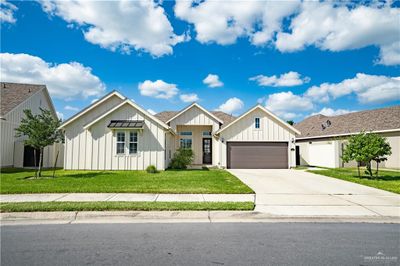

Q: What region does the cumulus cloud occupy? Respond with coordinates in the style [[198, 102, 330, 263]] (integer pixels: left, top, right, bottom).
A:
[[203, 74, 223, 88], [64, 105, 79, 112], [180, 93, 199, 103], [1, 0, 17, 24], [40, 0, 187, 57], [310, 107, 353, 117], [91, 98, 99, 104], [138, 80, 178, 99], [305, 73, 400, 104], [275, 2, 400, 65], [147, 109, 156, 115], [56, 111, 64, 121], [250, 71, 310, 87], [216, 97, 244, 115], [264, 91, 313, 120], [0, 53, 106, 99]]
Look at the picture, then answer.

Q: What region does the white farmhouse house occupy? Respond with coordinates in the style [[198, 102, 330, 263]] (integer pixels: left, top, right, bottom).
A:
[[60, 90, 299, 170]]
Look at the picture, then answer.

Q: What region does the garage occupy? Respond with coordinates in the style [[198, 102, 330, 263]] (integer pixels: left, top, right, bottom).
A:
[[227, 142, 288, 169]]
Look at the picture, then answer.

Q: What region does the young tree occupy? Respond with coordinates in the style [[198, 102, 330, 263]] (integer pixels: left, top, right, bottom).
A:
[[15, 108, 63, 178], [367, 133, 392, 177]]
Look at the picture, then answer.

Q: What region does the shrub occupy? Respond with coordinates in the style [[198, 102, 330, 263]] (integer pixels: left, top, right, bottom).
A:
[[169, 148, 194, 169], [146, 165, 158, 173]]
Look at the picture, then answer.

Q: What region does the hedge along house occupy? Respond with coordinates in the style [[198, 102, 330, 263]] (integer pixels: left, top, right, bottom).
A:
[[294, 106, 400, 169], [60, 90, 300, 170], [0, 82, 64, 168]]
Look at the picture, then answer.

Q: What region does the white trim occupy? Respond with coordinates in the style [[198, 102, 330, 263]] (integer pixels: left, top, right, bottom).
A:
[[296, 128, 400, 140], [83, 99, 170, 130], [166, 102, 224, 124], [216, 104, 301, 135], [59, 91, 125, 129]]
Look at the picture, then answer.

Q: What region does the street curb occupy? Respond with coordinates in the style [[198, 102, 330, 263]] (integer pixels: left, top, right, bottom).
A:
[[1, 211, 399, 225]]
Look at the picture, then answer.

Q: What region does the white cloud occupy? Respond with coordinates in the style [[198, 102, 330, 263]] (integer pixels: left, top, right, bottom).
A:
[[216, 97, 244, 115], [310, 107, 353, 117], [56, 111, 64, 121], [305, 73, 400, 104], [138, 80, 178, 99], [64, 105, 79, 112], [250, 71, 310, 87], [180, 93, 199, 103], [174, 0, 300, 45], [203, 74, 223, 88], [264, 91, 313, 120], [147, 108, 156, 115], [40, 0, 187, 57], [275, 2, 400, 65], [0, 53, 106, 100], [1, 0, 17, 24], [91, 98, 99, 104]]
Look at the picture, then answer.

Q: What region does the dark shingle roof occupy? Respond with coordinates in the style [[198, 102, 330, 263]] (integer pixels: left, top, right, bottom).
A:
[[155, 110, 236, 126], [294, 105, 400, 139], [0, 82, 45, 116]]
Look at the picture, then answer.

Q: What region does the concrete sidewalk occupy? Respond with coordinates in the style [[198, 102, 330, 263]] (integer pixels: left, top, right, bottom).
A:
[[0, 193, 255, 203]]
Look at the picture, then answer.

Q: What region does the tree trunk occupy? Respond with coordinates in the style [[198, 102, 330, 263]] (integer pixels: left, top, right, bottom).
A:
[[357, 162, 361, 177], [34, 149, 38, 179], [38, 148, 43, 177], [366, 161, 372, 177], [52, 150, 59, 178], [376, 161, 379, 178]]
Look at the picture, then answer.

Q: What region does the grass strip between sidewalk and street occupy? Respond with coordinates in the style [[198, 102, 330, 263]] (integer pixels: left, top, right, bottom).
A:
[[0, 201, 255, 212]]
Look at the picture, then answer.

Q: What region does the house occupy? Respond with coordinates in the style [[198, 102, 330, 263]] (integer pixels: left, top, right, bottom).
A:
[[60, 90, 299, 170], [0, 82, 64, 168], [294, 106, 400, 169]]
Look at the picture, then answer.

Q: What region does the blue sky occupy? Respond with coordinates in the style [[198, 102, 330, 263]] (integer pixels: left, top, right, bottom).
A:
[[1, 1, 399, 121]]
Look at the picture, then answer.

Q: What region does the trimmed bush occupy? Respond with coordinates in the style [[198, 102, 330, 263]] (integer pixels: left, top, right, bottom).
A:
[[146, 165, 158, 173], [169, 148, 194, 169]]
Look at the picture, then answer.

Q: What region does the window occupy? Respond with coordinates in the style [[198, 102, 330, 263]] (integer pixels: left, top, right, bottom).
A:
[[116, 132, 125, 154], [180, 138, 192, 149], [255, 117, 260, 129], [179, 131, 192, 136], [129, 132, 138, 154], [202, 131, 211, 137]]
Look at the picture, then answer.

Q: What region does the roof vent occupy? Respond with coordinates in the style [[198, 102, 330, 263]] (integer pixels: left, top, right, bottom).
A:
[[321, 119, 332, 130], [326, 120, 331, 127]]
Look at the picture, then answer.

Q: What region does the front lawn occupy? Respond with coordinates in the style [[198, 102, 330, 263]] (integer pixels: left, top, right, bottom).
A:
[[0, 201, 255, 212], [308, 168, 400, 194], [0, 168, 253, 194]]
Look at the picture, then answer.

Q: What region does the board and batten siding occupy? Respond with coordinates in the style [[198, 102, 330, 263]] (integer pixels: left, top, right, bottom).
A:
[[0, 89, 62, 168], [218, 108, 296, 168], [64, 102, 166, 170]]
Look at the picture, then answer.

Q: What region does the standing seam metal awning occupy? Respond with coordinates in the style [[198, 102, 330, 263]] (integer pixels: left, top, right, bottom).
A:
[[107, 120, 144, 128]]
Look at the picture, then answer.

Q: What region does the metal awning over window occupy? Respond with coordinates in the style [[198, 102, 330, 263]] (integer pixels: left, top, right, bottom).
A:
[[107, 120, 144, 129]]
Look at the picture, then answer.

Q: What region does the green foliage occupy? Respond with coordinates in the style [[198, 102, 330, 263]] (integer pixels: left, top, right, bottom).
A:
[[15, 108, 63, 178], [145, 165, 158, 173], [286, 120, 294, 125], [169, 148, 194, 169], [341, 132, 392, 177]]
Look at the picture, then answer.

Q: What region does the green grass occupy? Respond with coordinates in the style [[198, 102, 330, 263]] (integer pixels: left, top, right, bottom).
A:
[[308, 168, 400, 194], [0, 201, 255, 212], [0, 168, 253, 194]]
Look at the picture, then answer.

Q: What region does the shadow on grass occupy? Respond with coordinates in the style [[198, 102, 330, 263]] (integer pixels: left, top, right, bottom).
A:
[[18, 171, 113, 180]]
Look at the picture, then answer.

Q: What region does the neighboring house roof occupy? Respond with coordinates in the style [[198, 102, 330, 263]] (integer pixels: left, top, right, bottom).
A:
[[216, 104, 301, 135], [165, 103, 224, 124], [155, 110, 236, 126], [294, 105, 400, 139], [0, 82, 56, 118]]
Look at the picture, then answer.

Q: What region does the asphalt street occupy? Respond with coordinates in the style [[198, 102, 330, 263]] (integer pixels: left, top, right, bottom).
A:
[[1, 223, 399, 266]]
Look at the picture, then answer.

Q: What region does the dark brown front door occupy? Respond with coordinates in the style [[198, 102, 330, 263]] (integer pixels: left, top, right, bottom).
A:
[[202, 138, 212, 164], [227, 142, 288, 169]]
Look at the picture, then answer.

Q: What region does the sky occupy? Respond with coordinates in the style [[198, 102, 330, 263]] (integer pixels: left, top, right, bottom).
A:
[[1, 0, 399, 122]]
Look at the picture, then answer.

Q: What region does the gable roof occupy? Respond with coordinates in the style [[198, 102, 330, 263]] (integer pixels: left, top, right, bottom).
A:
[[165, 103, 224, 124], [60, 90, 125, 128], [295, 105, 400, 139], [155, 110, 236, 126], [216, 104, 301, 135], [0, 82, 52, 117], [83, 99, 169, 130]]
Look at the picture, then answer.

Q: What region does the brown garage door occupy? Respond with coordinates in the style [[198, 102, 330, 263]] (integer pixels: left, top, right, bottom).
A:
[[227, 142, 288, 169]]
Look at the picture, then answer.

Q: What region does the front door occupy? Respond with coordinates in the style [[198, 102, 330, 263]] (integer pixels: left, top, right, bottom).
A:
[[202, 138, 212, 164]]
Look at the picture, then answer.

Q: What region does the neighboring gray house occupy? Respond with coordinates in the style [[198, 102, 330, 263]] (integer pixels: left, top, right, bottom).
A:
[[60, 90, 299, 170], [0, 82, 63, 168], [295, 106, 400, 169]]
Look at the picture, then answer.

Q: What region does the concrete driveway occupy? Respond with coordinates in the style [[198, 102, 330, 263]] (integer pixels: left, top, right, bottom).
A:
[[228, 169, 400, 218]]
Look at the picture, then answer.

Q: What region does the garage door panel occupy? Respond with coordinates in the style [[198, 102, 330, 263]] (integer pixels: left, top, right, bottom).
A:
[[227, 142, 288, 169]]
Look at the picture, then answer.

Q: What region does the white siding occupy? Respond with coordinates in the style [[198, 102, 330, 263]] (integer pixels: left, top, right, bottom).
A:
[[218, 108, 296, 168], [0, 89, 63, 168], [169, 105, 220, 132], [64, 101, 166, 170]]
